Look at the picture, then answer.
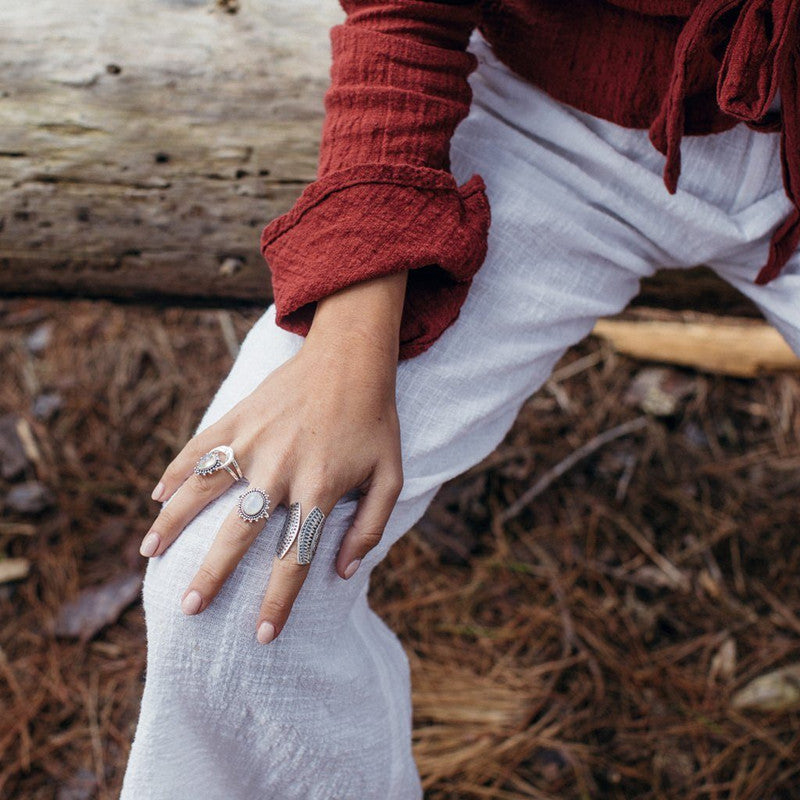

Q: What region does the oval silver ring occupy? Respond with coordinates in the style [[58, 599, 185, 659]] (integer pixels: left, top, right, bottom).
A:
[[194, 445, 244, 481]]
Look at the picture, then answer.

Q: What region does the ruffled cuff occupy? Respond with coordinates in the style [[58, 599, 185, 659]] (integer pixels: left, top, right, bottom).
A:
[[260, 163, 490, 360]]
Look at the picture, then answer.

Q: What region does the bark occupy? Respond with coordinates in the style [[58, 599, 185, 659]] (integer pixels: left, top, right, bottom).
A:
[[0, 0, 341, 306]]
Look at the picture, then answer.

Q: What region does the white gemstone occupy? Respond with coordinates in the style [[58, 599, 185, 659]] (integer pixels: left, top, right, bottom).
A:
[[198, 453, 217, 470], [242, 491, 265, 516]]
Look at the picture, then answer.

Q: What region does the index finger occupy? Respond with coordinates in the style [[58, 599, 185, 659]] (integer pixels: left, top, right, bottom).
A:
[[256, 498, 330, 644]]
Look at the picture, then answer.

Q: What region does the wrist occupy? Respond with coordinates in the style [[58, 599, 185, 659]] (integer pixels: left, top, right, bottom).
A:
[[307, 271, 408, 348]]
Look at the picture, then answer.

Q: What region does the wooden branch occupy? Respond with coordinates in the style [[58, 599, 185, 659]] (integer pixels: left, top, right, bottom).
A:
[[592, 310, 800, 377]]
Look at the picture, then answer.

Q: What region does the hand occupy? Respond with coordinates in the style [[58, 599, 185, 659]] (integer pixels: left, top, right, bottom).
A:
[[139, 273, 407, 644]]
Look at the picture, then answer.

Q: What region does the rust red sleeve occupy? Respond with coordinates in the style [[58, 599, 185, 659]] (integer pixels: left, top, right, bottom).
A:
[[260, 0, 490, 360]]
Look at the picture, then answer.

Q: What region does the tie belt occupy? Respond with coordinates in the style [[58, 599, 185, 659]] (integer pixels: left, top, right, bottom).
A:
[[648, 0, 800, 283]]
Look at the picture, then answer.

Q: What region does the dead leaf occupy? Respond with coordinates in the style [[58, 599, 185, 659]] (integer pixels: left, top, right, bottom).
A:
[[709, 638, 736, 684], [53, 572, 143, 641], [624, 367, 696, 416], [731, 664, 800, 712]]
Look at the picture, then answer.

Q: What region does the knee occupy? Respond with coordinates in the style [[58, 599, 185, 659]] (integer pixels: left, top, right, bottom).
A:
[[139, 494, 368, 699]]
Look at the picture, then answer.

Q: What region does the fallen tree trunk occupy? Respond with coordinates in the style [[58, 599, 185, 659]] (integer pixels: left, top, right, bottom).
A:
[[0, 0, 772, 320], [0, 0, 342, 305]]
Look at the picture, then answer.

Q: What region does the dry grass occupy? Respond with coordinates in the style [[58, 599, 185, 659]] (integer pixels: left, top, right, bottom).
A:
[[1, 297, 799, 799]]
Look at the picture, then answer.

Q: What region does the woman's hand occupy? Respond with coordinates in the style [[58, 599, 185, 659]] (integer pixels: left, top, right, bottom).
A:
[[139, 271, 408, 643]]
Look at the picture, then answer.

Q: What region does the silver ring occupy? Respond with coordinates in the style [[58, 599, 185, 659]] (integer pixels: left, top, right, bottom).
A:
[[194, 445, 244, 481], [236, 486, 271, 522], [276, 502, 326, 564]]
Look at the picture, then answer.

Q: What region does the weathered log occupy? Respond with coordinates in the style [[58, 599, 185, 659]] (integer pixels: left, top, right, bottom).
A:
[[0, 1, 768, 320], [0, 0, 342, 305]]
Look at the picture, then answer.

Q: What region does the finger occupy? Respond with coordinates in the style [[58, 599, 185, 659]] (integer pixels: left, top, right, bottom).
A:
[[140, 465, 240, 558], [180, 475, 282, 615], [255, 488, 337, 644], [150, 423, 234, 503], [335, 466, 403, 580]]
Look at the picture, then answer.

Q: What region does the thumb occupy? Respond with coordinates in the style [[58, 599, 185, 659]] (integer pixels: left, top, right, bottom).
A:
[[335, 468, 403, 580]]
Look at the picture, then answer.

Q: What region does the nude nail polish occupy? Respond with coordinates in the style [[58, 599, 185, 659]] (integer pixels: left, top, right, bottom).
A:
[[344, 559, 361, 579], [151, 482, 165, 502], [181, 590, 202, 615], [257, 621, 276, 644], [139, 532, 160, 557]]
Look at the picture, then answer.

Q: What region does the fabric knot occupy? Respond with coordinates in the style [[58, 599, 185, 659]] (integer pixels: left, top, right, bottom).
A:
[[648, 0, 800, 283]]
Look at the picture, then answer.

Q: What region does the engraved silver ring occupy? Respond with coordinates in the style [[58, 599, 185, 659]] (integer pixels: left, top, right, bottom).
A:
[[276, 501, 326, 565], [194, 445, 245, 482]]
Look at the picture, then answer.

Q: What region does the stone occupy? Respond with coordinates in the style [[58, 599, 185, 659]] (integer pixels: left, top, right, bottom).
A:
[[241, 491, 265, 517], [197, 452, 218, 471], [6, 481, 55, 514]]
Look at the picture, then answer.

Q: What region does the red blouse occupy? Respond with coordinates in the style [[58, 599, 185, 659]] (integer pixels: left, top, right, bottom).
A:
[[261, 0, 800, 360]]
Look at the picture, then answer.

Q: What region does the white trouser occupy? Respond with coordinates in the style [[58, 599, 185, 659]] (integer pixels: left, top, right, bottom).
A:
[[120, 33, 800, 800]]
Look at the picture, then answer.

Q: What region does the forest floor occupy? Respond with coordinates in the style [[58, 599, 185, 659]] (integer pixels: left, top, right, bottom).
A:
[[1, 296, 799, 799]]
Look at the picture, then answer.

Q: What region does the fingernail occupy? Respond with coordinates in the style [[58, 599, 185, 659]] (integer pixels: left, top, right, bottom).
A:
[[139, 532, 160, 557], [344, 558, 361, 579], [151, 482, 165, 502], [181, 590, 202, 615], [257, 621, 276, 644]]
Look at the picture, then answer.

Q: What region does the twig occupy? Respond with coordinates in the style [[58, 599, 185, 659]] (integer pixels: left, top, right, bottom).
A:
[[499, 416, 648, 523]]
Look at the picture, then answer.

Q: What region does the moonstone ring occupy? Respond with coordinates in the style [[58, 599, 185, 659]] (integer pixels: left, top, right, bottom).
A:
[[237, 486, 271, 523], [194, 445, 244, 482], [275, 501, 326, 565]]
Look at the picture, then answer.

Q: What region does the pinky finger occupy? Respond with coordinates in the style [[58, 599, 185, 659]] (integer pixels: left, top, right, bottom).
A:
[[335, 468, 403, 580]]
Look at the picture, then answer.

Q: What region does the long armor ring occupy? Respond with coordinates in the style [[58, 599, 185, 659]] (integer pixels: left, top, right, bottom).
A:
[[276, 502, 326, 565]]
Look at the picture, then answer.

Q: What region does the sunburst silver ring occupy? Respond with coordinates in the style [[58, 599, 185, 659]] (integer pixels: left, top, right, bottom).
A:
[[236, 486, 271, 523]]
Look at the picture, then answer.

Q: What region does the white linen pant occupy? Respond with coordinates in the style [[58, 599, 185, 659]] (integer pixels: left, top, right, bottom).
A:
[[120, 33, 800, 800]]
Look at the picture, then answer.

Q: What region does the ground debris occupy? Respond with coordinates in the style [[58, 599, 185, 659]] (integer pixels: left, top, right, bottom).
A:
[[624, 366, 696, 416], [0, 557, 30, 584], [5, 480, 55, 514], [56, 767, 98, 800], [732, 664, 800, 712], [32, 391, 63, 421], [0, 413, 32, 479], [53, 572, 143, 641], [2, 297, 799, 800]]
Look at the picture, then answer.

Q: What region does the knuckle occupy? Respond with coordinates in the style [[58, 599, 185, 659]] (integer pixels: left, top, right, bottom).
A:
[[387, 471, 404, 496], [155, 507, 178, 531], [301, 463, 336, 497], [278, 555, 309, 578], [192, 474, 220, 497], [223, 522, 256, 548], [262, 595, 293, 621], [357, 529, 384, 550], [195, 563, 222, 588]]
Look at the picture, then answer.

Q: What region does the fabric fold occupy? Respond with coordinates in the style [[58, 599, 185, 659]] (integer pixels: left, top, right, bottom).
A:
[[260, 164, 490, 360]]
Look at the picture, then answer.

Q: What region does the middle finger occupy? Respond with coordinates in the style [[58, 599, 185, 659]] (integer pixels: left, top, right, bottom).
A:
[[179, 473, 284, 616]]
